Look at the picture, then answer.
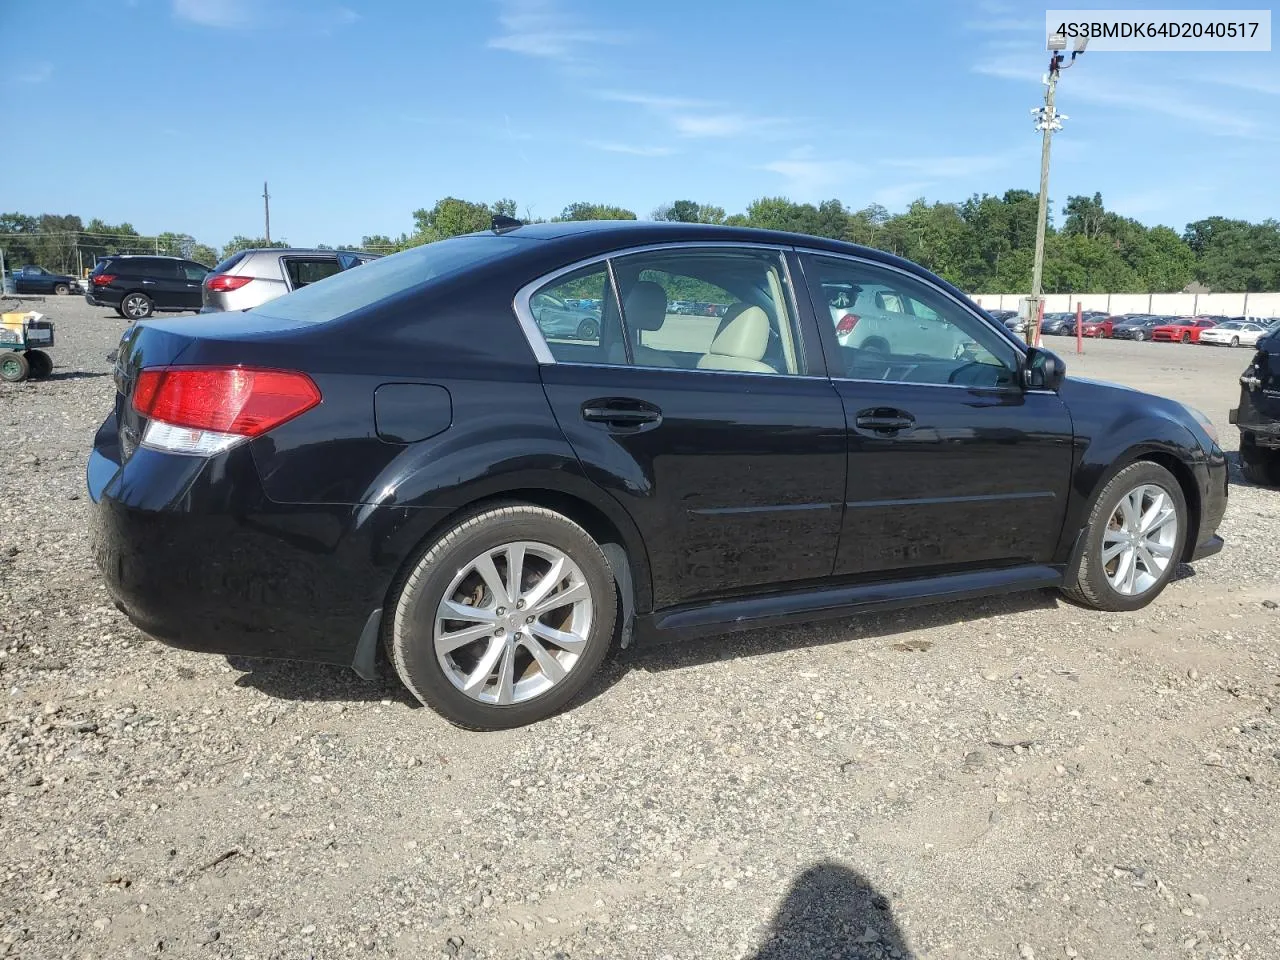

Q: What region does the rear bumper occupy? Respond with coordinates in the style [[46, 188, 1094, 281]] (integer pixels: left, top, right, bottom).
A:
[[87, 420, 396, 668], [85, 291, 120, 308]]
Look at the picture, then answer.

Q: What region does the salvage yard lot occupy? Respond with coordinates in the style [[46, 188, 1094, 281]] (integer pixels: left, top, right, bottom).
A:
[[2, 298, 1278, 960]]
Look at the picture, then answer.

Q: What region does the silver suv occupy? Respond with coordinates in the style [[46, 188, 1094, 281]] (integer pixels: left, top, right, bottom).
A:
[[202, 248, 379, 313]]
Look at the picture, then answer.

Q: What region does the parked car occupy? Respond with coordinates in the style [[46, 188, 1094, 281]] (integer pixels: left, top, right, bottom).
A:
[[1110, 315, 1165, 341], [1076, 316, 1116, 338], [1038, 312, 1075, 336], [85, 256, 211, 319], [825, 280, 967, 358], [1152, 317, 1218, 343], [530, 291, 602, 340], [1231, 326, 1280, 485], [202, 248, 378, 313], [8, 265, 81, 295], [1197, 319, 1271, 348], [88, 219, 1227, 729]]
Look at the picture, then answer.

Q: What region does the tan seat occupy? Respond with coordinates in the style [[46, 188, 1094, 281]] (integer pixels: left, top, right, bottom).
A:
[[607, 280, 677, 368], [697, 304, 776, 373]]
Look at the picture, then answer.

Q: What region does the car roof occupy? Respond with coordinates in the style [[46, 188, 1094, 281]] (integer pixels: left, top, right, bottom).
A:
[[238, 248, 375, 256]]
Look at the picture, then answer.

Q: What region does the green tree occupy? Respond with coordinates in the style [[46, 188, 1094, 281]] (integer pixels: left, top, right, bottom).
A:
[[555, 202, 637, 221], [222, 235, 288, 258], [189, 243, 220, 267]]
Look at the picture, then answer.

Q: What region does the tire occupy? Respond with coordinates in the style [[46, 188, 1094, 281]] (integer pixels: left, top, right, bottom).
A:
[[0, 351, 30, 383], [861, 337, 889, 354], [53, 283, 69, 296], [121, 292, 153, 320], [1181, 332, 1191, 344], [1063, 461, 1187, 612], [25, 350, 52, 379], [1231, 337, 1240, 348], [576, 318, 600, 340], [1133, 331, 1145, 342], [386, 503, 619, 730], [1240, 442, 1280, 486]]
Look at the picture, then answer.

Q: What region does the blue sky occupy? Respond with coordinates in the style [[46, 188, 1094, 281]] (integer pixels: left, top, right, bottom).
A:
[[4, 0, 1276, 246]]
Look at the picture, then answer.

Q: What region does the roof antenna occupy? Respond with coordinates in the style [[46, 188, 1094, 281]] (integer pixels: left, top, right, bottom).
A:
[[491, 214, 523, 234]]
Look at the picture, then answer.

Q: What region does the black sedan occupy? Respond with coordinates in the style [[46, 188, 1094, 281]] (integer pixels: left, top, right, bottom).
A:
[[88, 220, 1228, 729], [8, 264, 80, 295], [1111, 315, 1166, 341]]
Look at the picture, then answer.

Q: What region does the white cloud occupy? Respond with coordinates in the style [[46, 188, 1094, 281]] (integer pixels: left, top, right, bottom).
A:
[[883, 153, 1012, 178], [585, 141, 676, 156], [1201, 72, 1280, 97], [671, 112, 786, 138], [596, 91, 715, 110], [872, 182, 934, 210], [763, 154, 861, 197], [172, 0, 357, 30], [13, 62, 52, 84], [487, 0, 626, 61]]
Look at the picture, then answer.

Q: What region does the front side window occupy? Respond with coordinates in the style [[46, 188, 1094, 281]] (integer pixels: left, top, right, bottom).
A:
[[805, 255, 1018, 388]]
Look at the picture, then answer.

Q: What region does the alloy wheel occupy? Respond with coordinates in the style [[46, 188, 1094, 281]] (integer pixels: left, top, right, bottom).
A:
[[124, 295, 149, 319], [1101, 483, 1178, 596], [433, 540, 593, 705]]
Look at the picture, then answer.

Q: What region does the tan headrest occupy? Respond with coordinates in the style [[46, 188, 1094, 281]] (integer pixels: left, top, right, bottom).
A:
[[623, 280, 667, 332], [708, 304, 769, 361]]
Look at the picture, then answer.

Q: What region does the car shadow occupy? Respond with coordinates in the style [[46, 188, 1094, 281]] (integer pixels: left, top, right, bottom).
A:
[[40, 371, 112, 382], [225, 656, 421, 708], [749, 861, 915, 959], [584, 588, 1062, 701]]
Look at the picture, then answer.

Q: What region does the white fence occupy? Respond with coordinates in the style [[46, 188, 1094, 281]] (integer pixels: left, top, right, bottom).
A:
[[971, 291, 1280, 319]]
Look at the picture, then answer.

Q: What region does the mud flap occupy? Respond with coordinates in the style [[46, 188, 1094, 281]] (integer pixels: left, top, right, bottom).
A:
[[600, 543, 635, 649]]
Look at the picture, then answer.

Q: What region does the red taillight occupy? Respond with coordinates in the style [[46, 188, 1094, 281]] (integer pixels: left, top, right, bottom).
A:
[[835, 313, 860, 336], [92, 274, 116, 286], [132, 366, 321, 438], [205, 274, 254, 292]]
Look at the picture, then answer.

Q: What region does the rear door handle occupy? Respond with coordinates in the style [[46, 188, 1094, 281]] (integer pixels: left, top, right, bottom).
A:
[[582, 399, 662, 429], [854, 408, 915, 434]]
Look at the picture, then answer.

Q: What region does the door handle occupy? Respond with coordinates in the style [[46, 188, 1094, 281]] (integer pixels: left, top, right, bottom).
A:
[[854, 408, 915, 434], [582, 399, 662, 429]]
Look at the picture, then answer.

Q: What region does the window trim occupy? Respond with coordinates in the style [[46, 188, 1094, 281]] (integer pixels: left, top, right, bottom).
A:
[[511, 240, 809, 378], [793, 247, 1034, 392]]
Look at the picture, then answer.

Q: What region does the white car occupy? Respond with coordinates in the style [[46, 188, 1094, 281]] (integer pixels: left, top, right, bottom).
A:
[[1198, 319, 1271, 348], [826, 281, 967, 358]]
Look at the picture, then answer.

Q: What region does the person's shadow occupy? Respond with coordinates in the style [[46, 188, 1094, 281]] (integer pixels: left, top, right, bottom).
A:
[[750, 861, 914, 960]]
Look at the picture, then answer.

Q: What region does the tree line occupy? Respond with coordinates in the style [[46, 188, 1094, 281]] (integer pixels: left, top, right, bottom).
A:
[[4, 193, 1278, 293]]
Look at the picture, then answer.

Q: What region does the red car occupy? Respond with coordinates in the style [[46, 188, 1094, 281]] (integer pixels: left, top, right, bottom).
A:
[[1152, 317, 1217, 343], [1079, 316, 1116, 337]]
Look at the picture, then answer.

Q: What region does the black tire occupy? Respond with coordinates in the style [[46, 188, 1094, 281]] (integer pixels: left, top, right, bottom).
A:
[[1240, 442, 1280, 486], [25, 350, 52, 379], [1230, 336, 1240, 348], [53, 283, 69, 296], [576, 318, 600, 340], [861, 337, 889, 354], [0, 351, 30, 383], [121, 292, 153, 320], [1181, 332, 1191, 344], [386, 503, 618, 730], [1063, 461, 1187, 612]]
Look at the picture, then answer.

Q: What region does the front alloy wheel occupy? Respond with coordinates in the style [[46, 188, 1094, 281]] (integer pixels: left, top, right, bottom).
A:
[[387, 503, 617, 729], [1063, 461, 1187, 611]]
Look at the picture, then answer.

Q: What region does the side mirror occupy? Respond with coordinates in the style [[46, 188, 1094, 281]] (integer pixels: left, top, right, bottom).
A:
[[1023, 346, 1066, 391]]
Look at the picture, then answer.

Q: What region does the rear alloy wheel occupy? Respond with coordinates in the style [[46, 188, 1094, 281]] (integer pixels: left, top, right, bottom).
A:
[[576, 318, 600, 340], [1230, 336, 1240, 347], [1064, 461, 1187, 611], [0, 351, 30, 383], [122, 293, 153, 320], [25, 350, 52, 379], [54, 283, 69, 296], [387, 504, 618, 729]]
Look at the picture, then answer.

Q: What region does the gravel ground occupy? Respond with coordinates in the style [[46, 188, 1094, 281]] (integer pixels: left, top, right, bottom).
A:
[[2, 298, 1278, 960]]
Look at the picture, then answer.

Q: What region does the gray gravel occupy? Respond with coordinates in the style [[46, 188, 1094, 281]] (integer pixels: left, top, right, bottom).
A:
[[2, 299, 1278, 960]]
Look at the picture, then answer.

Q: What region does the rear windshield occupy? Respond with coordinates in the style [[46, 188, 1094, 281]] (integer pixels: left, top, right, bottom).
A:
[[253, 235, 526, 323]]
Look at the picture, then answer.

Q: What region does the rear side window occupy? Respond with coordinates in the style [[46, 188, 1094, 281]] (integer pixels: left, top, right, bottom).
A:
[[181, 262, 209, 281], [284, 257, 341, 289], [254, 235, 525, 323]]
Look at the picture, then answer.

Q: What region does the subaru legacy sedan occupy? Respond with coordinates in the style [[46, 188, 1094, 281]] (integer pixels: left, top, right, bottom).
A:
[[88, 220, 1227, 729]]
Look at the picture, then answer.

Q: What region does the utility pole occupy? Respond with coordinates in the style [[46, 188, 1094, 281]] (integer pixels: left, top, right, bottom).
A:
[[1028, 32, 1086, 328], [263, 181, 271, 245]]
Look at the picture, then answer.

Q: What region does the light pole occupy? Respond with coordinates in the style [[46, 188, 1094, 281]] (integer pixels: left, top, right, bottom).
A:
[[1028, 33, 1087, 331]]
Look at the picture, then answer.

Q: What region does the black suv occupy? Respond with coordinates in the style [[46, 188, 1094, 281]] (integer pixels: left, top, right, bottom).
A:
[[88, 220, 1228, 730], [1231, 325, 1280, 484], [86, 256, 212, 319]]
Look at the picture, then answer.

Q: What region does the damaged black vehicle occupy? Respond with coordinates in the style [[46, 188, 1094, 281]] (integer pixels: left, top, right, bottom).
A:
[[1231, 326, 1280, 486]]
